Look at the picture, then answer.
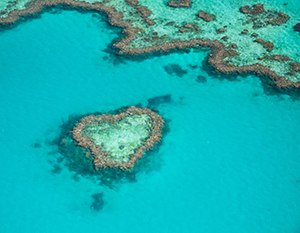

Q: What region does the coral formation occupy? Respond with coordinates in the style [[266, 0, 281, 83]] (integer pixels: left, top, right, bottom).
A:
[[267, 12, 290, 26], [240, 4, 265, 15], [167, 0, 191, 8], [70, 106, 164, 170], [0, 1, 299, 89], [254, 38, 274, 52], [263, 55, 290, 61], [196, 11, 216, 22], [240, 3, 290, 28], [294, 23, 300, 33], [290, 63, 300, 72], [125, 0, 138, 6], [125, 1, 156, 26]]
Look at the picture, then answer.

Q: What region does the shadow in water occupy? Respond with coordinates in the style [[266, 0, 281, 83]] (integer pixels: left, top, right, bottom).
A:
[[31, 142, 42, 148], [196, 75, 207, 83], [147, 94, 172, 109], [90, 192, 105, 212], [164, 64, 188, 77]]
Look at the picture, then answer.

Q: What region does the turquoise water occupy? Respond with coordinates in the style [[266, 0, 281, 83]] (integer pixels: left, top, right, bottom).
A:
[[1, 5, 300, 233]]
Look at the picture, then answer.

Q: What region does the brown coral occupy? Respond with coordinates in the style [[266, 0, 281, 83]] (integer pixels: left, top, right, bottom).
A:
[[167, 0, 191, 8], [197, 11, 216, 22]]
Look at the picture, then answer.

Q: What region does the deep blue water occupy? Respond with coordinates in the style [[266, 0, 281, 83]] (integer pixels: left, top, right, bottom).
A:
[[1, 8, 300, 233]]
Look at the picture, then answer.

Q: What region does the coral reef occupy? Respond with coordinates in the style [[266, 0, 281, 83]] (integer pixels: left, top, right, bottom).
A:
[[135, 5, 151, 18], [254, 38, 274, 52], [240, 3, 290, 28], [167, 0, 191, 8], [240, 4, 265, 15], [290, 63, 300, 72], [50, 108, 169, 188], [70, 106, 164, 171], [125, 1, 155, 26], [0, 1, 299, 89], [294, 23, 300, 33], [125, 0, 139, 6], [217, 28, 226, 33], [267, 12, 290, 26], [263, 55, 290, 61], [196, 11, 216, 22]]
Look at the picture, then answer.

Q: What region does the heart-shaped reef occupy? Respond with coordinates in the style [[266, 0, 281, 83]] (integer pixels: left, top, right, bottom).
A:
[[71, 106, 164, 170]]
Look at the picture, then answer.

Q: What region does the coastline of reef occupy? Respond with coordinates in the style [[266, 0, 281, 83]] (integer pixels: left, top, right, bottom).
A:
[[0, 0, 300, 89]]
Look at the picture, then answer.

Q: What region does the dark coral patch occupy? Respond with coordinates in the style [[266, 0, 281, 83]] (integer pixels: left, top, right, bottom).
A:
[[90, 193, 105, 211], [294, 23, 300, 33], [164, 64, 188, 77], [147, 94, 172, 108]]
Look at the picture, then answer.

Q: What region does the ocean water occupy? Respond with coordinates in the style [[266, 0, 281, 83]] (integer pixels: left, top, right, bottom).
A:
[[0, 4, 300, 233]]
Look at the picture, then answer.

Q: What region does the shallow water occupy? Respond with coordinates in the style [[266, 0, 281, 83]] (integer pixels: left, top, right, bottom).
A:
[[0, 3, 300, 233]]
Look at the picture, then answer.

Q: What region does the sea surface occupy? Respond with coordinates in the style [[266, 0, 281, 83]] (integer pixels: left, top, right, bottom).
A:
[[1, 1, 300, 233]]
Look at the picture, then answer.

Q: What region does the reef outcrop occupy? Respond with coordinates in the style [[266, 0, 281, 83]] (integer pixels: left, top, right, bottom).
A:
[[254, 38, 274, 52], [135, 5, 151, 18], [196, 11, 216, 22], [263, 55, 290, 61], [290, 63, 300, 72], [294, 23, 300, 33], [144, 18, 156, 26], [184, 23, 195, 28], [167, 0, 191, 8], [124, 1, 156, 26], [267, 12, 290, 26], [217, 28, 226, 33], [70, 106, 164, 171], [125, 0, 139, 6], [240, 4, 265, 14], [240, 3, 290, 28]]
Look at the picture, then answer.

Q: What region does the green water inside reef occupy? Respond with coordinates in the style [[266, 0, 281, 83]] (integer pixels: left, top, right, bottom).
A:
[[82, 114, 152, 162]]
